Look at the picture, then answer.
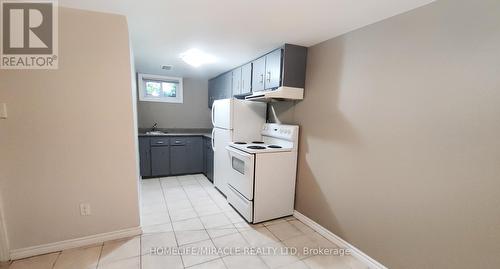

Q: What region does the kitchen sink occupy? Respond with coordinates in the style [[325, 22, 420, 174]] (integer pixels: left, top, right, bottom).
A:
[[145, 131, 167, 135]]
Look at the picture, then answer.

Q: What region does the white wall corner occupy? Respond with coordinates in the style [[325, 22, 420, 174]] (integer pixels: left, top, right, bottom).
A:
[[293, 210, 388, 269], [0, 199, 10, 262]]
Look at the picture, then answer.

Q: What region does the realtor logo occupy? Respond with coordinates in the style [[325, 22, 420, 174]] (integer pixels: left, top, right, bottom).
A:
[[1, 0, 58, 69]]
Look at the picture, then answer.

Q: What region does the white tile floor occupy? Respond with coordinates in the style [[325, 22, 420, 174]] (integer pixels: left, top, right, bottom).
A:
[[4, 174, 369, 269]]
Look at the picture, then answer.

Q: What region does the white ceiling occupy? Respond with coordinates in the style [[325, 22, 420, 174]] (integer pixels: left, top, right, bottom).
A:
[[59, 0, 435, 79]]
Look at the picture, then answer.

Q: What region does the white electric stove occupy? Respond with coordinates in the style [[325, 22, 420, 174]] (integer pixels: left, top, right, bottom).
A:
[[225, 123, 299, 223]]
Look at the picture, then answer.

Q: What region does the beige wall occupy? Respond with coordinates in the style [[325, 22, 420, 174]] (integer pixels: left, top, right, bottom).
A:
[[137, 78, 211, 129], [272, 0, 500, 268], [0, 8, 140, 250]]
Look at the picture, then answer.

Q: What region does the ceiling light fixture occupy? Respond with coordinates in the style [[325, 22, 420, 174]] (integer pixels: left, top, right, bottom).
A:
[[180, 48, 216, 67]]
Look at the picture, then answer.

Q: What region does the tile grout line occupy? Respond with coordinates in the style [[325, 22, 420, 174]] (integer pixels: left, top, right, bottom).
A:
[[94, 243, 105, 269], [50, 251, 61, 269], [178, 174, 228, 269], [147, 174, 332, 269], [192, 174, 270, 269], [139, 235, 143, 269], [158, 176, 186, 269], [196, 174, 274, 268]]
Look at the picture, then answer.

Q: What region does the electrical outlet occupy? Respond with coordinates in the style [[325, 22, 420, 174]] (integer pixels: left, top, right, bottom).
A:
[[80, 203, 91, 216]]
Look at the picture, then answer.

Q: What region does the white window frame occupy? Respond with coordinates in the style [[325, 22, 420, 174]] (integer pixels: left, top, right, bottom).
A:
[[138, 73, 183, 103]]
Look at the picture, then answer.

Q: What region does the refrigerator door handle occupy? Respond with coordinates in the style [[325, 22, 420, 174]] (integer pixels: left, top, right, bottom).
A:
[[211, 101, 216, 126], [211, 129, 216, 151]]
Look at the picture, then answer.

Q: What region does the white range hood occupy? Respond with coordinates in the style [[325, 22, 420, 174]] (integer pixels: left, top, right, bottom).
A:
[[245, 86, 304, 102]]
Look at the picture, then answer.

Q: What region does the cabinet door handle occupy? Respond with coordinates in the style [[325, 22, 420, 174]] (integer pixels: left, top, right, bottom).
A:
[[266, 71, 271, 82], [260, 74, 264, 84], [156, 141, 164, 144]]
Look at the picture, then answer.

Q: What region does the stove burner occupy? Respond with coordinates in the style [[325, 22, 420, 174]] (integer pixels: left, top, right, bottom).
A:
[[252, 141, 265, 144], [268, 145, 282, 148], [234, 142, 247, 144], [247, 146, 266, 150]]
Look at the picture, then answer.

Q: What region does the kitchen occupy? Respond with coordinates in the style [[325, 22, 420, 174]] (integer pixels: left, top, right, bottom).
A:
[[0, 1, 499, 269], [136, 44, 306, 188], [135, 43, 339, 268]]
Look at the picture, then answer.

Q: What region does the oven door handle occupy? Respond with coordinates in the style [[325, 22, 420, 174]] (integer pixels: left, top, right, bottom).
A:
[[225, 146, 254, 158]]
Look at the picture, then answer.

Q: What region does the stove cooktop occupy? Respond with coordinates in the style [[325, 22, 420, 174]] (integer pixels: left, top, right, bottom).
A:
[[267, 145, 282, 148], [229, 141, 292, 154], [247, 145, 266, 150]]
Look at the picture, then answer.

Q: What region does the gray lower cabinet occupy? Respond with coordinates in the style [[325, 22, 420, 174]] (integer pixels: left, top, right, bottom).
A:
[[139, 137, 151, 177], [203, 136, 214, 182], [170, 144, 188, 175], [170, 136, 204, 175], [206, 145, 213, 182], [139, 135, 206, 178], [151, 145, 170, 176], [187, 137, 204, 174]]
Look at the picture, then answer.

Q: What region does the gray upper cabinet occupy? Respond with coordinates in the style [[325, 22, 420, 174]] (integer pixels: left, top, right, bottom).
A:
[[232, 67, 242, 95], [233, 63, 251, 96], [208, 79, 215, 108], [281, 44, 308, 89], [222, 72, 233, 97], [264, 49, 282, 90], [208, 44, 307, 107], [208, 72, 233, 108], [241, 62, 252, 95], [251, 56, 266, 92]]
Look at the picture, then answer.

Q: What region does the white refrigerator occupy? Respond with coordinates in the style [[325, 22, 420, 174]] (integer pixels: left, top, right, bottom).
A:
[[211, 99, 267, 196]]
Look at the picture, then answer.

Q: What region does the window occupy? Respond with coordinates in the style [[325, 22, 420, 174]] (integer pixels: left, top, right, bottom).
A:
[[138, 74, 183, 103]]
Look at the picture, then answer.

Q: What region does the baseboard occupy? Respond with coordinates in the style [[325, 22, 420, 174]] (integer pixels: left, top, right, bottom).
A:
[[10, 226, 142, 260], [293, 210, 387, 269]]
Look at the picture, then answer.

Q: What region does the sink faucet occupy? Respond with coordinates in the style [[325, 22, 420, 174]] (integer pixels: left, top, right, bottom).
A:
[[151, 122, 158, 132]]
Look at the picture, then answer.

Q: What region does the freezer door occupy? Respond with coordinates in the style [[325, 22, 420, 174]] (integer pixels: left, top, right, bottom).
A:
[[213, 128, 232, 196], [212, 99, 232, 130]]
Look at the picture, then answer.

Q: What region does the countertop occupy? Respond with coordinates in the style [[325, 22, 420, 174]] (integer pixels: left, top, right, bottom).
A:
[[138, 132, 212, 138]]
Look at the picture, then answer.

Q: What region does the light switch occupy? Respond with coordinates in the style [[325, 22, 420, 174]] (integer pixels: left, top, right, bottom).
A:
[[80, 203, 91, 216], [0, 103, 7, 119]]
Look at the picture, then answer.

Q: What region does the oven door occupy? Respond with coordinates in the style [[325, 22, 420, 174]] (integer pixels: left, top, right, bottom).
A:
[[226, 146, 255, 200]]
